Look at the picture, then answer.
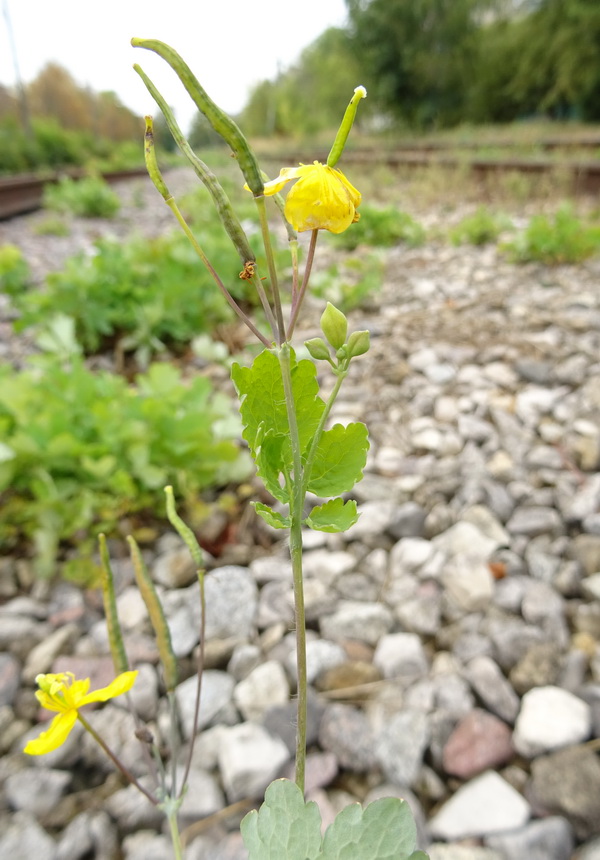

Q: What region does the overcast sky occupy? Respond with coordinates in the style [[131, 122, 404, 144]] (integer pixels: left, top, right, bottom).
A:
[[0, 0, 349, 131]]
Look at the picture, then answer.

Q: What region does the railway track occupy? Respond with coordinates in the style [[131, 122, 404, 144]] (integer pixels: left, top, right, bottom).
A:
[[0, 166, 148, 220], [261, 149, 600, 196], [2, 145, 599, 220]]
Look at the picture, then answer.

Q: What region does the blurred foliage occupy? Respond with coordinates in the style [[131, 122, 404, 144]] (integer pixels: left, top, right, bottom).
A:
[[0, 244, 30, 293], [0, 62, 151, 174], [0, 355, 250, 578], [330, 204, 426, 250], [240, 0, 600, 134], [42, 175, 121, 218], [241, 27, 366, 137], [449, 206, 512, 245], [502, 204, 600, 264], [310, 253, 384, 311]]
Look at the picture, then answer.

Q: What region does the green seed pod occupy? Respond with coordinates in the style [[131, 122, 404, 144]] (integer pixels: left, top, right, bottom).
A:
[[165, 485, 204, 570], [304, 337, 332, 361], [132, 39, 263, 196], [134, 65, 255, 264], [321, 302, 348, 350], [347, 329, 371, 358], [143, 116, 171, 202], [98, 534, 129, 676], [327, 85, 367, 169], [128, 535, 178, 692]]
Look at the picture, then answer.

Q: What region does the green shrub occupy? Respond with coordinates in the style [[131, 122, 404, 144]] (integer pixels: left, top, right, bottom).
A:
[[330, 204, 426, 251], [42, 175, 121, 218], [32, 216, 71, 237], [0, 244, 30, 293], [449, 206, 511, 245], [502, 205, 600, 264], [8, 225, 289, 365], [0, 356, 250, 577]]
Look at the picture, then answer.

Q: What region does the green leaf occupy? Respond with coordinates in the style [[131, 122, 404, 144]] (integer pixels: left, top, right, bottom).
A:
[[255, 428, 289, 504], [252, 502, 290, 530], [321, 797, 426, 860], [241, 779, 322, 860], [306, 422, 369, 497], [305, 498, 359, 533]]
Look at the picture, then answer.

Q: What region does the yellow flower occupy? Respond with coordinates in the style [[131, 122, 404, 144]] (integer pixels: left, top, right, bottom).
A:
[[24, 670, 138, 755], [262, 161, 361, 234]]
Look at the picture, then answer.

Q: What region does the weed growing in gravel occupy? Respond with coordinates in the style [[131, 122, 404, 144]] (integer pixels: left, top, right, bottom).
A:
[[330, 202, 426, 250], [0, 243, 30, 293], [42, 174, 121, 218], [0, 356, 249, 579], [449, 206, 512, 246], [22, 39, 428, 860], [502, 204, 600, 264]]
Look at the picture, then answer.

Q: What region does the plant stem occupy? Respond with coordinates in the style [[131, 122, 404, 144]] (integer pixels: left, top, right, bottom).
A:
[[287, 229, 319, 340], [277, 343, 307, 793], [77, 712, 157, 805], [166, 806, 184, 860], [255, 195, 286, 344]]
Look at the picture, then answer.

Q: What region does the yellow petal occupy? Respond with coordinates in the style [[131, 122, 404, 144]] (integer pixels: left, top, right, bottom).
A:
[[23, 710, 78, 755], [78, 670, 138, 707], [260, 166, 303, 197], [284, 164, 359, 234]]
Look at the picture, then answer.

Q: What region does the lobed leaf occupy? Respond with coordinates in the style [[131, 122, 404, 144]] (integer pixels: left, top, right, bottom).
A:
[[304, 498, 359, 533], [321, 797, 427, 860], [306, 422, 369, 497], [241, 779, 322, 860], [252, 503, 291, 530]]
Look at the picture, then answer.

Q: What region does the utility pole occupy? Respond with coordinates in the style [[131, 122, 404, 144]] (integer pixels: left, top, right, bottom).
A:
[[2, 0, 32, 136]]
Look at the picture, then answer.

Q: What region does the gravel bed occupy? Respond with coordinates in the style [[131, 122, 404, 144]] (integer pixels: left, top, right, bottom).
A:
[[0, 167, 599, 859]]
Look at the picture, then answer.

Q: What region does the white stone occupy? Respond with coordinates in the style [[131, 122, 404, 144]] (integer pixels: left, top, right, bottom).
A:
[[233, 660, 290, 721], [513, 686, 591, 757], [320, 601, 393, 646], [175, 670, 235, 738], [441, 554, 494, 612], [217, 723, 290, 802], [373, 632, 429, 679], [433, 520, 500, 560], [428, 771, 530, 840]]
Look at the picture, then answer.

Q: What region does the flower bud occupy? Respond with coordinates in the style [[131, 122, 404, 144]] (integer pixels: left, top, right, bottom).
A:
[[320, 302, 348, 350], [304, 337, 332, 361], [347, 329, 370, 358]]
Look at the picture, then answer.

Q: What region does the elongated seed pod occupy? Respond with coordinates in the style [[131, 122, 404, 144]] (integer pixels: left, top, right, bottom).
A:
[[143, 116, 171, 201], [135, 66, 255, 264], [164, 486, 204, 571], [98, 534, 129, 676], [327, 86, 367, 168], [131, 38, 263, 196], [128, 535, 178, 692]]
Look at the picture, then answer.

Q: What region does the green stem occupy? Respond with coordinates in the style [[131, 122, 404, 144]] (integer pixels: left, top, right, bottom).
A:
[[166, 806, 184, 860], [287, 229, 319, 340], [255, 196, 286, 344], [77, 712, 157, 805], [277, 343, 307, 794]]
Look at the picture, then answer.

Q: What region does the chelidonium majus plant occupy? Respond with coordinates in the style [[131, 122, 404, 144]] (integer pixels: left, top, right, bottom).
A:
[[24, 38, 428, 860]]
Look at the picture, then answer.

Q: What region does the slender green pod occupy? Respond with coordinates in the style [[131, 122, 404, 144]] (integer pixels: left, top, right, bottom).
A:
[[136, 67, 255, 265], [143, 116, 171, 201], [98, 534, 129, 676], [164, 486, 204, 571], [131, 38, 263, 196], [327, 85, 367, 168], [128, 535, 178, 692]]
